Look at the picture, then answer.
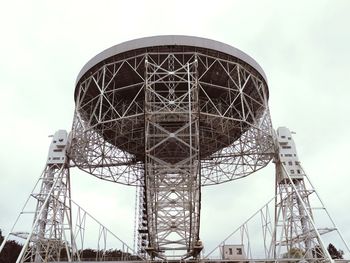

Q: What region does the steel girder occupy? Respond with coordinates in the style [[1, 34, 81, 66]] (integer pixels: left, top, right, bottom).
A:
[[69, 50, 274, 259], [0, 132, 138, 263], [25, 164, 73, 262], [273, 164, 333, 261], [205, 128, 350, 262], [143, 54, 201, 259], [69, 51, 274, 186]]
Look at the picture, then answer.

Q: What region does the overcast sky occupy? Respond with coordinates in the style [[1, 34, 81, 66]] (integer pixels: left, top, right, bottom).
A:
[[0, 0, 349, 258]]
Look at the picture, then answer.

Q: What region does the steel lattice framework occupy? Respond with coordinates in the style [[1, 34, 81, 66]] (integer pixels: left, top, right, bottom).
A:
[[25, 164, 72, 262], [1, 36, 349, 263], [205, 127, 350, 262], [0, 131, 137, 263], [68, 36, 275, 259], [143, 55, 200, 258]]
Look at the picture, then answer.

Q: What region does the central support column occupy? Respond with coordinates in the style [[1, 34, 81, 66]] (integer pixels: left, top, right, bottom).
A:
[[144, 53, 201, 259]]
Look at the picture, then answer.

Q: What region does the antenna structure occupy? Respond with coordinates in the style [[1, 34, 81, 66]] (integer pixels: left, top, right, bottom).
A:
[[0, 36, 348, 263]]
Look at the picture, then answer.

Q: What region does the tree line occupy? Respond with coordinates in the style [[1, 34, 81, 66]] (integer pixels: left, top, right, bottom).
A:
[[282, 243, 344, 260], [0, 229, 345, 262], [0, 229, 140, 263]]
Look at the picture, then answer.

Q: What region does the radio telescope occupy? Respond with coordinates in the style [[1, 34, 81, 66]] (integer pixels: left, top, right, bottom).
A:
[[69, 35, 275, 259], [1, 36, 348, 263]]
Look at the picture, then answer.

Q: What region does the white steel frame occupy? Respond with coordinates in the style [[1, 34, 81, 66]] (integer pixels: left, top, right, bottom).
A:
[[0, 134, 137, 263], [69, 48, 274, 259], [205, 130, 350, 262], [2, 40, 348, 263], [69, 51, 274, 187], [143, 54, 201, 259], [1, 55, 348, 263]]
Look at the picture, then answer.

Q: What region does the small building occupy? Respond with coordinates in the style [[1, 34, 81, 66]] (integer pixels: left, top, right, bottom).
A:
[[221, 244, 246, 260]]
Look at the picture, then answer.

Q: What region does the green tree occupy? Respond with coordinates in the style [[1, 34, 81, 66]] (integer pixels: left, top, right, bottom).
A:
[[312, 245, 324, 259], [283, 247, 305, 260], [0, 241, 22, 263], [327, 243, 344, 259], [0, 229, 4, 245], [0, 229, 23, 263]]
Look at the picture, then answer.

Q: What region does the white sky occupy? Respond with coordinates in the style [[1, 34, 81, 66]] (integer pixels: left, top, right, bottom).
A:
[[0, 0, 349, 257]]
